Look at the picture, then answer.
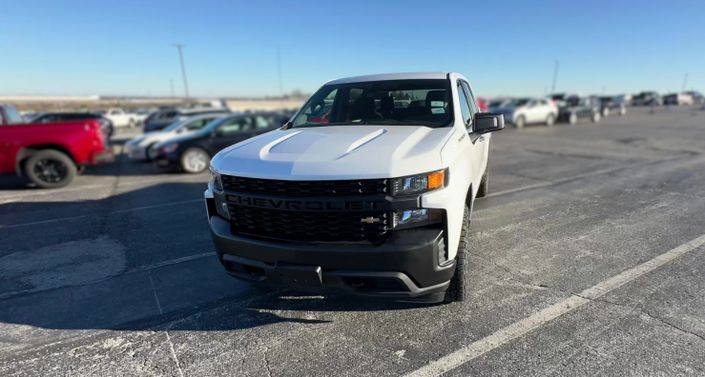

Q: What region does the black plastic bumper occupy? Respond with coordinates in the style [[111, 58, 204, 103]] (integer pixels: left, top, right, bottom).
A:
[[153, 152, 178, 168], [208, 214, 455, 301]]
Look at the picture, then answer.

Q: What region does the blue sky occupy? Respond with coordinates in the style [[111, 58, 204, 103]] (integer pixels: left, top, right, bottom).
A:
[[1, 0, 703, 98]]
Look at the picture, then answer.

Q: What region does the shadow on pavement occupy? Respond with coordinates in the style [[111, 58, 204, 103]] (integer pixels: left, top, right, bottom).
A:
[[0, 182, 424, 337]]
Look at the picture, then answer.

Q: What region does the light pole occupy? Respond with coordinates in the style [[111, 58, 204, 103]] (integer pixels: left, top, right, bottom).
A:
[[550, 60, 559, 94], [277, 44, 283, 97], [681, 73, 688, 92], [173, 44, 190, 98]]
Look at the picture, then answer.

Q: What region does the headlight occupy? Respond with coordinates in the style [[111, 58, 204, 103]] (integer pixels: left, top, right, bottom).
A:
[[160, 143, 178, 154], [390, 169, 446, 196], [209, 169, 223, 192], [392, 208, 443, 230]]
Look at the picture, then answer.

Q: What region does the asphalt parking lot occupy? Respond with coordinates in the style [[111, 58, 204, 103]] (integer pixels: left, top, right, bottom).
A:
[[1, 106, 705, 376]]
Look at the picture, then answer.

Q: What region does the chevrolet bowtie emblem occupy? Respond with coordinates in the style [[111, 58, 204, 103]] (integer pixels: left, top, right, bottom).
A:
[[360, 216, 380, 224]]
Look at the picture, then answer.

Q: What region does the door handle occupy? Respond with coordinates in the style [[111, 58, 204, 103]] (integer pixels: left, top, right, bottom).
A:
[[478, 135, 485, 142]]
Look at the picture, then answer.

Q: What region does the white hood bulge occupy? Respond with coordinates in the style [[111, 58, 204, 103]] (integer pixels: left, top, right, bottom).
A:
[[211, 126, 454, 180]]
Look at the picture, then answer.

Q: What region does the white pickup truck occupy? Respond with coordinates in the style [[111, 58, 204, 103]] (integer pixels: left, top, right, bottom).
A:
[[104, 108, 145, 128], [204, 72, 504, 303]]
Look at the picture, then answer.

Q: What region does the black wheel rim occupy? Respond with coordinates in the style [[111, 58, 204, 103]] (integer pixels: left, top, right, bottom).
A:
[[33, 159, 68, 183]]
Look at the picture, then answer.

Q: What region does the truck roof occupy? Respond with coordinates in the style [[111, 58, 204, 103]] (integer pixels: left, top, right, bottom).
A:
[[326, 72, 451, 85]]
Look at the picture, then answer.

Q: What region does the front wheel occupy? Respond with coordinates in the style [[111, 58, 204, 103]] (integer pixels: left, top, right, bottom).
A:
[[514, 115, 526, 128], [444, 203, 471, 303], [545, 113, 556, 126], [592, 112, 601, 123], [24, 150, 77, 188], [568, 112, 578, 125], [180, 147, 210, 174]]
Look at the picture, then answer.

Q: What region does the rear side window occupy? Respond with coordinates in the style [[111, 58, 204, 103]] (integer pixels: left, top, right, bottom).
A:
[[253, 114, 282, 129], [218, 117, 253, 135]]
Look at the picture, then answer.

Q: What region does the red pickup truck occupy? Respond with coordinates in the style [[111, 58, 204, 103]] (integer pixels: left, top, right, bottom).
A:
[[0, 110, 113, 188]]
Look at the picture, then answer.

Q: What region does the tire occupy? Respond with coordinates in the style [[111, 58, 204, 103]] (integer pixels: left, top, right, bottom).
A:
[[180, 147, 210, 174], [514, 115, 526, 128], [568, 112, 578, 125], [24, 150, 77, 189], [592, 112, 601, 123], [145, 142, 158, 161], [619, 107, 626, 116], [602, 108, 610, 117], [476, 164, 489, 198], [444, 203, 471, 303], [545, 113, 555, 127]]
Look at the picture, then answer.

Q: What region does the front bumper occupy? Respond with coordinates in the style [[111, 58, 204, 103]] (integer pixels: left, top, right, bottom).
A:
[[125, 144, 148, 160], [207, 201, 455, 302], [153, 150, 179, 168], [92, 149, 115, 164]]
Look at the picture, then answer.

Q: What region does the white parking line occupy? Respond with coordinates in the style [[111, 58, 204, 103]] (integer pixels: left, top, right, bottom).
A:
[[0, 251, 216, 300], [487, 153, 690, 198], [486, 165, 626, 198], [0, 199, 202, 230], [0, 175, 207, 203], [404, 233, 705, 377]]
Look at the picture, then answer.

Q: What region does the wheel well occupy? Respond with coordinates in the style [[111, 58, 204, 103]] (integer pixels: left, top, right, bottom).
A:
[[16, 145, 76, 175], [465, 183, 474, 207]]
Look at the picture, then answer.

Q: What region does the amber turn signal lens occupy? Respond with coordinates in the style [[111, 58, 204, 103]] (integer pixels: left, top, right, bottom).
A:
[[427, 170, 445, 190]]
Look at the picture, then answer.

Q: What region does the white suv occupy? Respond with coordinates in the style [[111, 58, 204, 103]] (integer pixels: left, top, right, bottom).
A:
[[205, 72, 504, 303], [494, 98, 558, 128]]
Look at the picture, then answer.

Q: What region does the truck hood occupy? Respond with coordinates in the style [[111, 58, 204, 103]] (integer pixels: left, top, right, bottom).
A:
[[211, 125, 453, 180]]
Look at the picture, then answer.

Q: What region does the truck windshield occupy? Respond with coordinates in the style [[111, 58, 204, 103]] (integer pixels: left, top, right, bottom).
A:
[[291, 79, 454, 128]]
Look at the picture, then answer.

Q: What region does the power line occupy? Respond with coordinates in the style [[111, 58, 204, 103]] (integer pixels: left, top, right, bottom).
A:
[[173, 44, 190, 98]]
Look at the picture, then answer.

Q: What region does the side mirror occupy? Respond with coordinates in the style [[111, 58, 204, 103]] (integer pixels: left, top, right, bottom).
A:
[[473, 112, 505, 134]]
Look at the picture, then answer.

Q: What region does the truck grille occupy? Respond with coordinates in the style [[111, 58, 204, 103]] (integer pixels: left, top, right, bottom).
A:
[[227, 205, 389, 243], [221, 175, 388, 197]]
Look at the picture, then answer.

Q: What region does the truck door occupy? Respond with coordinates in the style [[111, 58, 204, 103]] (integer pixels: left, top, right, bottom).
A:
[[0, 126, 10, 172], [458, 81, 487, 188]]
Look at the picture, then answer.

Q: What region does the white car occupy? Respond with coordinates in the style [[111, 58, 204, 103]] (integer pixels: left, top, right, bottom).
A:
[[494, 98, 558, 128], [104, 108, 144, 128], [663, 93, 695, 106], [205, 72, 504, 303], [124, 114, 224, 161]]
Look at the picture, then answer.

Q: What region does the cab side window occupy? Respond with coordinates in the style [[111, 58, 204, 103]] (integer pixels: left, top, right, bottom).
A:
[[457, 82, 473, 127], [460, 81, 479, 115]]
